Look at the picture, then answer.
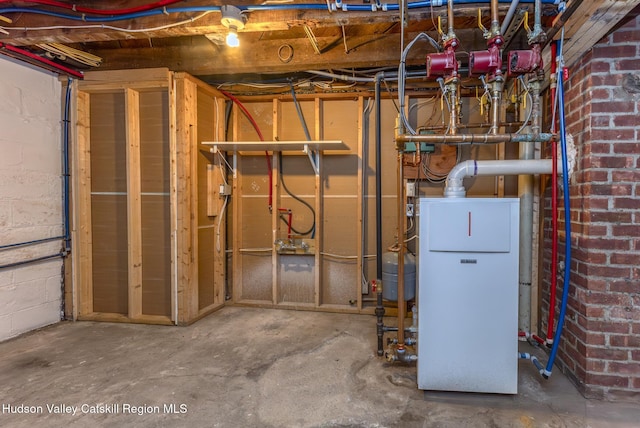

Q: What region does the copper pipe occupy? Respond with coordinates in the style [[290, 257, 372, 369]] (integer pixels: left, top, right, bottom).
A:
[[447, 0, 455, 39], [448, 82, 459, 135], [490, 83, 502, 134], [417, 122, 526, 132], [396, 151, 405, 348], [396, 132, 553, 145], [491, 0, 500, 34]]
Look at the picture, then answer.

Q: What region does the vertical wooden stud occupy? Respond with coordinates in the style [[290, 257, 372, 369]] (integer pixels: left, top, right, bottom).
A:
[[75, 90, 93, 317], [231, 103, 242, 303], [314, 97, 323, 308], [213, 95, 227, 306], [169, 75, 178, 323], [356, 96, 364, 311], [272, 99, 280, 305], [175, 78, 199, 323], [125, 88, 143, 319]]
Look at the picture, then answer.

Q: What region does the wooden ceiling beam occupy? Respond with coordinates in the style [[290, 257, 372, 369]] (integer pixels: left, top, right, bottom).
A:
[[0, 4, 532, 46], [542, 0, 640, 75], [86, 31, 445, 77]]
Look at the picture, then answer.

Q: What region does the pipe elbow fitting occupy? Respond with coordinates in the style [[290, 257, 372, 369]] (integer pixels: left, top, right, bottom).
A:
[[444, 179, 466, 198]]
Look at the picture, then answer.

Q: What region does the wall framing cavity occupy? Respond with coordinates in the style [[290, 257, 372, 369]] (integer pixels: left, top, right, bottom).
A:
[[71, 68, 226, 325]]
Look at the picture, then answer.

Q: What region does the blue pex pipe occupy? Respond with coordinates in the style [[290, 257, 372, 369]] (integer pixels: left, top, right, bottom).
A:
[[0, 1, 560, 22], [543, 55, 572, 379]]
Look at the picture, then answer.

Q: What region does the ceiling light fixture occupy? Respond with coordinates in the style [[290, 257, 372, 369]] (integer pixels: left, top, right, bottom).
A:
[[220, 5, 246, 48]]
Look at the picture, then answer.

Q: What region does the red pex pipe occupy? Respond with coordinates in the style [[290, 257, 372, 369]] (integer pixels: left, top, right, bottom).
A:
[[0, 0, 184, 15], [0, 42, 83, 78], [547, 40, 559, 345], [218, 90, 273, 211]]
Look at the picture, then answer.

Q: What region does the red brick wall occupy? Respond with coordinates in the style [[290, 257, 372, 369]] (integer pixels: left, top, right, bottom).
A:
[[540, 12, 640, 401]]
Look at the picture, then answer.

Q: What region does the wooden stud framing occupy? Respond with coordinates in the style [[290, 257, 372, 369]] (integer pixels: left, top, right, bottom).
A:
[[75, 90, 93, 317], [169, 74, 178, 324], [231, 104, 242, 303], [175, 77, 199, 323], [272, 99, 280, 305], [213, 94, 227, 306], [125, 88, 143, 319], [356, 96, 364, 311], [71, 69, 226, 325], [314, 98, 323, 308]]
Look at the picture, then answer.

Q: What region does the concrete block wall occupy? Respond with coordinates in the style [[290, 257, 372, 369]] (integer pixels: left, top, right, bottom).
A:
[[0, 57, 63, 341], [540, 12, 640, 401]]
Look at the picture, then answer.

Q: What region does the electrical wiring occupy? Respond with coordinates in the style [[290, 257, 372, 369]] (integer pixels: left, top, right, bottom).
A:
[[398, 32, 441, 135], [515, 77, 534, 135], [0, 6, 224, 23], [218, 89, 273, 211], [1, 11, 215, 34], [0, 41, 83, 78], [0, 0, 185, 15], [278, 154, 316, 237], [214, 97, 230, 254]]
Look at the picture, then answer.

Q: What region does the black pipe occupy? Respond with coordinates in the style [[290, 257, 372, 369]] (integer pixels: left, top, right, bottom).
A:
[[0, 253, 63, 270], [373, 69, 426, 357], [376, 288, 385, 356], [0, 236, 64, 250], [374, 74, 384, 356], [375, 73, 383, 281], [62, 78, 72, 253]]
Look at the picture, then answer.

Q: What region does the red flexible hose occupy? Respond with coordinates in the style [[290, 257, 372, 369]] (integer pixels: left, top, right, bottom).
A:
[[218, 90, 273, 211], [0, 42, 83, 78], [547, 41, 559, 344], [0, 0, 184, 15]]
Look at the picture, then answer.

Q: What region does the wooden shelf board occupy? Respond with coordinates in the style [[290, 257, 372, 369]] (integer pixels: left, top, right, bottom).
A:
[[202, 140, 348, 152]]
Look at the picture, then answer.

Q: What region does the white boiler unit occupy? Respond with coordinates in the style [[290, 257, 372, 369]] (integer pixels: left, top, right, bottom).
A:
[[417, 198, 520, 394]]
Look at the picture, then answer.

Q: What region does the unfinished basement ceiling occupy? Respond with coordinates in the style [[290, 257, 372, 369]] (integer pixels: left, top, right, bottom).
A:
[[1, 0, 637, 83]]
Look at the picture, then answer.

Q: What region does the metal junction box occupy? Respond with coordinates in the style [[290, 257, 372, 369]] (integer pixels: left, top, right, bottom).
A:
[[417, 198, 520, 394]]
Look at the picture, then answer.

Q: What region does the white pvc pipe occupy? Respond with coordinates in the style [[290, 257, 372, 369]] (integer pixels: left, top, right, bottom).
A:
[[444, 159, 560, 198]]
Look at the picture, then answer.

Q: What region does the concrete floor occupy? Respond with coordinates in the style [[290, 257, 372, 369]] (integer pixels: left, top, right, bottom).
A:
[[0, 307, 638, 428]]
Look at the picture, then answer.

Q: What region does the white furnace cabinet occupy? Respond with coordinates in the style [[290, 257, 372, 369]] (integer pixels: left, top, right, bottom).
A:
[[417, 198, 520, 394]]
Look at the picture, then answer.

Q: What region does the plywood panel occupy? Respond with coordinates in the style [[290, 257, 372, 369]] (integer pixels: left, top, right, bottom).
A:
[[323, 99, 359, 155], [139, 91, 170, 194], [198, 227, 215, 309], [236, 101, 273, 142], [278, 155, 315, 197], [141, 195, 171, 316], [278, 255, 315, 304], [89, 93, 126, 193], [280, 100, 315, 142], [321, 198, 358, 305], [240, 196, 272, 248], [322, 155, 358, 196], [196, 88, 223, 310], [240, 253, 272, 301], [139, 90, 171, 316], [239, 155, 271, 199], [197, 88, 218, 226], [91, 195, 128, 314]]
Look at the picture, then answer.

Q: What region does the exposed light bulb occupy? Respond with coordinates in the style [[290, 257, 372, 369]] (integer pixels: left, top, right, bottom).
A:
[[226, 26, 239, 48]]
